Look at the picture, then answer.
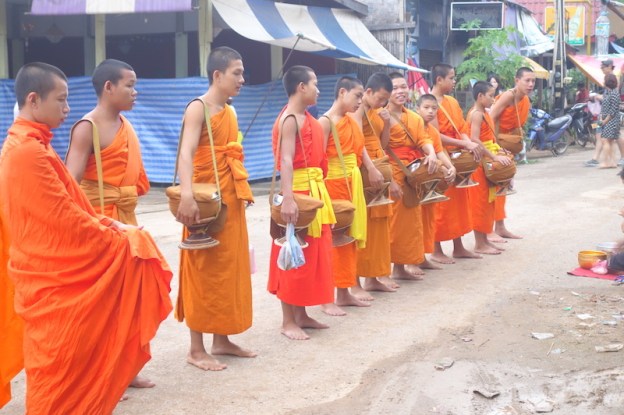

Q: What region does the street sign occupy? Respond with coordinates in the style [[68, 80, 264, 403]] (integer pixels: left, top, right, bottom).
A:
[[544, 5, 586, 46]]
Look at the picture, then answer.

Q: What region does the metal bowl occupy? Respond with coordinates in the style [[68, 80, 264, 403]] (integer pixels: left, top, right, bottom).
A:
[[578, 250, 608, 270]]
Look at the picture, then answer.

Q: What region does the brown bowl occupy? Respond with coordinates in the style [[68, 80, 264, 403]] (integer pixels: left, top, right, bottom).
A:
[[578, 250, 608, 270]]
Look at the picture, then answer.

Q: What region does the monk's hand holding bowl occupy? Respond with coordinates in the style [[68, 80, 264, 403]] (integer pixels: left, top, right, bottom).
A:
[[368, 166, 384, 189], [425, 153, 438, 174], [280, 194, 298, 224], [445, 165, 456, 183], [111, 220, 143, 231], [176, 194, 201, 227], [465, 141, 482, 162], [389, 180, 402, 200], [494, 154, 513, 166]]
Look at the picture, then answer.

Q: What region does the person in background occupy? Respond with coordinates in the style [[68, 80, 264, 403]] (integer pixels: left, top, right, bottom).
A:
[[575, 82, 589, 104], [596, 73, 622, 169], [488, 74, 504, 98]]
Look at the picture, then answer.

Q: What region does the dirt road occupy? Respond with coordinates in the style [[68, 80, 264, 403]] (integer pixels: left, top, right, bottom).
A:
[[4, 147, 624, 414]]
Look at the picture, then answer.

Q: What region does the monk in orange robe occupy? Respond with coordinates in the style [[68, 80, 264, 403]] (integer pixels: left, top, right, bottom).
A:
[[267, 65, 335, 340], [385, 73, 437, 280], [430, 63, 484, 264], [414, 94, 457, 268], [0, 63, 172, 413], [489, 67, 535, 242], [65, 59, 155, 390], [467, 81, 513, 254], [320, 76, 384, 316], [353, 72, 399, 294], [175, 47, 255, 371]]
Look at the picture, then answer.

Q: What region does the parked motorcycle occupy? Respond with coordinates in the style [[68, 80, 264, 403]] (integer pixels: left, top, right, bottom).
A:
[[526, 108, 572, 156], [565, 102, 596, 147]]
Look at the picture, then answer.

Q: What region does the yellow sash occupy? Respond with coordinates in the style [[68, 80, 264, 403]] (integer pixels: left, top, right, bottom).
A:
[[80, 179, 139, 225], [327, 153, 367, 248], [483, 140, 501, 202], [293, 167, 336, 237]]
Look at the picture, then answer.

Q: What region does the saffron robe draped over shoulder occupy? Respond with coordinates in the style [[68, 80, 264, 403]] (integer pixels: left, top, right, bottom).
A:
[[467, 109, 498, 233], [434, 95, 473, 242], [325, 115, 365, 288], [0, 118, 172, 414], [494, 93, 530, 221], [268, 110, 334, 306], [388, 108, 432, 265], [71, 115, 150, 226], [357, 109, 392, 277], [176, 104, 254, 335]]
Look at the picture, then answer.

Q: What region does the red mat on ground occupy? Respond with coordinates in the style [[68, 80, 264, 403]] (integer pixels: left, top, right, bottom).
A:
[[568, 267, 619, 281]]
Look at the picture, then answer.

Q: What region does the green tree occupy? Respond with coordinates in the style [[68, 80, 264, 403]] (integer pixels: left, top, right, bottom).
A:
[[456, 24, 525, 90]]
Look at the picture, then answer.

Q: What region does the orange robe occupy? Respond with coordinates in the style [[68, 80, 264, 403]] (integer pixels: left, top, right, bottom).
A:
[[176, 104, 254, 335], [0, 118, 172, 413], [467, 110, 497, 233], [357, 109, 392, 277], [325, 116, 365, 288], [421, 123, 444, 254], [268, 110, 334, 306], [494, 94, 530, 221], [435, 95, 473, 242], [71, 115, 150, 226], [0, 212, 22, 409], [388, 108, 432, 265]]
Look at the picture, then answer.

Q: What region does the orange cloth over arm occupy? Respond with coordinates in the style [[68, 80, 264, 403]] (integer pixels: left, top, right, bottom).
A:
[[357, 109, 392, 277], [0, 212, 23, 409], [388, 109, 429, 265], [434, 96, 473, 242], [78, 116, 150, 225], [0, 118, 172, 414], [268, 110, 334, 306], [325, 116, 364, 288], [176, 105, 253, 334]]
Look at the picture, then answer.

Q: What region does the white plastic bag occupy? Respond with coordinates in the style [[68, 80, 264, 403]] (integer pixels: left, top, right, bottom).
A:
[[277, 223, 306, 271]]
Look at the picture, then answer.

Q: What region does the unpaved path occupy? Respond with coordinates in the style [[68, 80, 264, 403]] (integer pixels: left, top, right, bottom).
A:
[[4, 147, 624, 415]]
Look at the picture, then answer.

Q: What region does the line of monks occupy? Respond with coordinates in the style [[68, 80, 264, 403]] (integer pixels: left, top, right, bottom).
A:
[[0, 47, 535, 413]]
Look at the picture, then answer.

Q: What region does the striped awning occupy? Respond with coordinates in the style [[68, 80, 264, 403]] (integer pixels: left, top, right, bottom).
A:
[[212, 0, 425, 72], [30, 0, 194, 15]]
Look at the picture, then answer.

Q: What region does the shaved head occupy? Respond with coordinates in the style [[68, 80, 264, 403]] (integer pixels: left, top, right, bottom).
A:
[[15, 62, 67, 109]]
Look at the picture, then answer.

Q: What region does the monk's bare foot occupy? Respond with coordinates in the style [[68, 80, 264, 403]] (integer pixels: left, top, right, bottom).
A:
[[487, 233, 507, 243], [420, 259, 443, 270], [187, 351, 227, 371], [321, 303, 348, 316], [129, 375, 155, 388], [295, 315, 329, 329], [474, 245, 502, 255], [120, 394, 129, 402], [212, 341, 257, 358], [379, 276, 400, 289], [430, 252, 455, 264], [350, 285, 375, 301], [336, 292, 371, 307], [453, 248, 482, 259], [281, 322, 310, 340], [364, 278, 397, 292], [495, 229, 523, 239], [392, 265, 424, 281], [487, 241, 505, 251]]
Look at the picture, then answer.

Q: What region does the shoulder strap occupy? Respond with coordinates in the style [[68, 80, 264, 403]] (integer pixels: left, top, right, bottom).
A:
[[269, 113, 311, 203], [437, 99, 463, 139], [388, 110, 419, 147], [172, 98, 221, 202], [511, 89, 524, 138], [363, 110, 378, 137], [67, 118, 105, 214], [322, 115, 352, 200]]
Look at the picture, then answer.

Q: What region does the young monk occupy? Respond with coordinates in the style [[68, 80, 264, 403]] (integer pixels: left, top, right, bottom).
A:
[[489, 67, 535, 241], [467, 81, 513, 254], [0, 62, 172, 413], [267, 65, 336, 339], [319, 76, 384, 315], [65, 59, 155, 391], [175, 47, 255, 370], [354, 72, 401, 293], [430, 63, 483, 263], [385, 72, 438, 280], [414, 94, 457, 268]]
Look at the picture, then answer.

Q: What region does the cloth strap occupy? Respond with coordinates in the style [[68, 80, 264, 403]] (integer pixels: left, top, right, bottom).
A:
[[482, 139, 502, 202], [292, 167, 336, 237]]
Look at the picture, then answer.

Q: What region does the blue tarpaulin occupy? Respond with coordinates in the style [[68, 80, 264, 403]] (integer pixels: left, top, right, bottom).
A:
[[0, 74, 344, 183]]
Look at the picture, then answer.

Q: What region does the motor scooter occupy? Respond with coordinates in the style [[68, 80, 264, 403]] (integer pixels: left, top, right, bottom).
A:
[[525, 108, 572, 156], [565, 102, 596, 147]]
